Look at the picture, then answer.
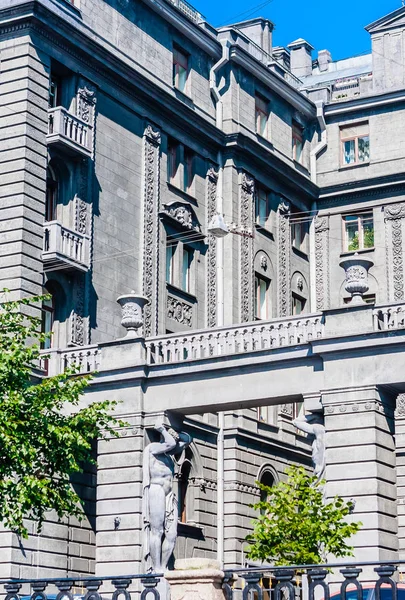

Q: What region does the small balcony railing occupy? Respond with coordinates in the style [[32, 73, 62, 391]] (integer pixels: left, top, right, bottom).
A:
[[43, 220, 90, 272], [146, 313, 324, 365], [47, 106, 92, 157], [373, 302, 405, 330], [42, 345, 100, 376]]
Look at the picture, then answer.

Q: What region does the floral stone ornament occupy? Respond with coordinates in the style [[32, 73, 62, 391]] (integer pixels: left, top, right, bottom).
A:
[[339, 254, 374, 306], [117, 291, 149, 337]]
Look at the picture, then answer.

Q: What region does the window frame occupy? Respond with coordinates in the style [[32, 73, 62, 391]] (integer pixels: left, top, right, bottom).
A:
[[166, 242, 176, 286], [291, 211, 309, 254], [255, 94, 269, 138], [183, 147, 195, 195], [292, 292, 306, 316], [292, 121, 304, 164], [340, 123, 370, 166], [181, 245, 193, 294], [254, 274, 271, 320], [342, 212, 374, 252], [255, 187, 271, 229], [45, 166, 58, 222], [168, 138, 180, 187], [49, 74, 62, 109], [173, 46, 189, 94]]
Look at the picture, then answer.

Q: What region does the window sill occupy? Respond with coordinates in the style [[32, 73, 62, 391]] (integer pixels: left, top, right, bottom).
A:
[[166, 282, 197, 304], [174, 88, 194, 107], [256, 134, 274, 150], [254, 223, 274, 241], [293, 159, 310, 175], [340, 247, 374, 258], [177, 522, 205, 539], [292, 245, 309, 261], [167, 182, 198, 206], [257, 420, 279, 433], [339, 161, 370, 171]]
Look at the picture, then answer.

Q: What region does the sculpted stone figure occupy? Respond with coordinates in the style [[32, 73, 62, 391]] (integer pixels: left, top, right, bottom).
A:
[[142, 422, 192, 573], [293, 413, 326, 482]]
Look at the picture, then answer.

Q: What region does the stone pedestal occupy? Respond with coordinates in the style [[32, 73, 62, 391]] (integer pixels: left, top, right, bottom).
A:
[[165, 559, 227, 600]]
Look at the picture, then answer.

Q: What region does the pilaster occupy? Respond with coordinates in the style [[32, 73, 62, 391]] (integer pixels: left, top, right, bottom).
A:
[[206, 166, 218, 328], [395, 393, 405, 560], [384, 203, 405, 302], [277, 200, 291, 317], [239, 172, 255, 323], [314, 215, 330, 311], [322, 386, 397, 562]]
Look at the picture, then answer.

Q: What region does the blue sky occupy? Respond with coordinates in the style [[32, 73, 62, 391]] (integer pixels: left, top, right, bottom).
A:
[[193, 0, 402, 61]]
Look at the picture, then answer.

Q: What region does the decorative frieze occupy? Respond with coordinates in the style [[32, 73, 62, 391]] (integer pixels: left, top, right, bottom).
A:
[[396, 394, 405, 418], [142, 124, 161, 337], [206, 166, 218, 328], [385, 203, 405, 302], [314, 216, 330, 311], [76, 79, 97, 159], [167, 295, 193, 327], [277, 200, 291, 317], [240, 172, 255, 322]]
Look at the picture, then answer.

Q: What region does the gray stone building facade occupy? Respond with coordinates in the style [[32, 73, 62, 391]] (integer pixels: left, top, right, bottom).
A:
[[1, 0, 405, 581]]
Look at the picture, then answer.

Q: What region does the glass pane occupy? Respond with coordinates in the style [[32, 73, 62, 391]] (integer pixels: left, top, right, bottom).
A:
[[259, 112, 267, 136], [343, 139, 355, 164], [259, 279, 267, 319], [178, 66, 187, 92], [358, 136, 370, 162], [362, 213, 374, 248], [294, 139, 303, 163], [182, 248, 192, 292], [345, 216, 359, 251], [166, 245, 174, 283], [259, 194, 267, 226]]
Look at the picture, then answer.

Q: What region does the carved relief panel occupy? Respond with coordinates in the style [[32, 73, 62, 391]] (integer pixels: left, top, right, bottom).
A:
[[314, 215, 330, 310], [385, 203, 405, 302], [142, 124, 162, 337], [206, 166, 218, 328], [239, 172, 255, 322], [277, 200, 291, 317], [70, 274, 87, 346]]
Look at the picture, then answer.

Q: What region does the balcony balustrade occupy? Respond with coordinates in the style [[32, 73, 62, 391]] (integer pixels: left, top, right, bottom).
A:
[[42, 345, 100, 376], [373, 301, 405, 330], [145, 313, 325, 364], [47, 106, 93, 157], [43, 220, 90, 272]]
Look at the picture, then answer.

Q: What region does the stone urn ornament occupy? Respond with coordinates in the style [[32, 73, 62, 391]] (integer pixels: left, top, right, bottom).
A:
[[339, 254, 374, 306], [117, 291, 149, 338]]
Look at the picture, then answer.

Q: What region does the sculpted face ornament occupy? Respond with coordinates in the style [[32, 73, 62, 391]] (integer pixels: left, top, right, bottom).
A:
[[260, 255, 268, 271]]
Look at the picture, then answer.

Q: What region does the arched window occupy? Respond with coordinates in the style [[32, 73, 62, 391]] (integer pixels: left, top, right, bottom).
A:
[[177, 447, 193, 524], [45, 165, 59, 222]]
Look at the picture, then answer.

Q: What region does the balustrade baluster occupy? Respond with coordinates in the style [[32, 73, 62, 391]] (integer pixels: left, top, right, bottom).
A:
[[140, 577, 161, 600], [112, 578, 132, 600], [31, 580, 47, 600], [55, 580, 74, 600], [340, 567, 362, 600], [307, 569, 329, 600], [274, 568, 295, 600], [374, 565, 397, 600], [83, 580, 103, 600], [5, 583, 22, 600], [242, 572, 263, 600]]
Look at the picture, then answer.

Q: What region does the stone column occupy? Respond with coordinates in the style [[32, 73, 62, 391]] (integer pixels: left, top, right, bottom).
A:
[[384, 203, 405, 302], [142, 123, 161, 337], [277, 200, 291, 317], [322, 386, 397, 564], [239, 172, 255, 323], [395, 393, 405, 560]]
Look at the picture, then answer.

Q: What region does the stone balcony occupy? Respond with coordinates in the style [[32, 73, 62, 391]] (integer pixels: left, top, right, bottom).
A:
[[42, 220, 90, 272], [47, 106, 93, 158]]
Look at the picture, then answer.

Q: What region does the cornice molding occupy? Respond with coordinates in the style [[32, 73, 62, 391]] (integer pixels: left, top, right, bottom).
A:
[[325, 88, 405, 117]]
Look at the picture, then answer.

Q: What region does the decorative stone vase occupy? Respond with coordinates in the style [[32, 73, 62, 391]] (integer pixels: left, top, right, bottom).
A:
[[339, 254, 374, 305], [116, 291, 149, 338]]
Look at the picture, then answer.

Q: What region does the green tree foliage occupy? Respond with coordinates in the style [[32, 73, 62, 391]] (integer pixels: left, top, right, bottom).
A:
[[0, 293, 126, 537], [246, 466, 361, 565]]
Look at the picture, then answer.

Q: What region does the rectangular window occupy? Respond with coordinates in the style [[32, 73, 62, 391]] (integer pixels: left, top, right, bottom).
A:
[[166, 242, 176, 285], [255, 94, 269, 137], [173, 47, 188, 93], [256, 187, 270, 228], [184, 148, 195, 194], [291, 211, 309, 254], [181, 246, 193, 293], [292, 293, 306, 315], [49, 74, 61, 108], [292, 402, 304, 420], [255, 275, 270, 320], [341, 123, 370, 166], [258, 406, 277, 425], [168, 139, 180, 186], [343, 212, 374, 251], [292, 122, 304, 163]]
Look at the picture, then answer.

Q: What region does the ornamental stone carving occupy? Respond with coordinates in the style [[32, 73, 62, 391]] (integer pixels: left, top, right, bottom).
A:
[[142, 124, 161, 337], [385, 203, 405, 302], [167, 296, 193, 327], [396, 394, 405, 418], [240, 172, 255, 322], [75, 196, 88, 235], [339, 254, 374, 305], [314, 215, 330, 311], [260, 255, 268, 271], [70, 276, 86, 346], [117, 291, 149, 337], [162, 202, 201, 232], [277, 200, 291, 317], [280, 404, 293, 417], [206, 166, 218, 328]]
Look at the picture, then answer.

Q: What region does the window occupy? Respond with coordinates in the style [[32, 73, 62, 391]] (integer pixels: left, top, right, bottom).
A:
[[168, 139, 180, 186], [293, 402, 304, 420], [255, 94, 269, 137], [45, 166, 58, 222], [166, 242, 176, 285], [292, 293, 306, 315], [259, 469, 275, 512], [258, 406, 277, 426], [255, 275, 270, 320], [291, 212, 309, 254], [292, 122, 304, 163], [178, 447, 193, 523], [173, 47, 188, 93], [256, 187, 271, 228], [49, 74, 62, 108], [184, 148, 195, 194], [41, 294, 54, 351], [341, 123, 370, 166], [181, 246, 193, 293], [343, 212, 374, 251]]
